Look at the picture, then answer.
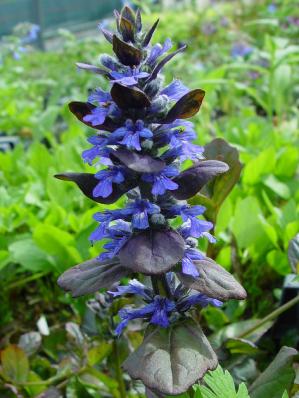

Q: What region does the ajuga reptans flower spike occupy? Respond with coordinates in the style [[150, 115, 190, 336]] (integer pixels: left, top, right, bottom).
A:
[[56, 6, 247, 396]]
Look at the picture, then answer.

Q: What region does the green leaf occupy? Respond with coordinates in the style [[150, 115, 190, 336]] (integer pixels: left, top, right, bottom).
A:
[[242, 147, 276, 186], [263, 175, 290, 199], [0, 345, 29, 383], [123, 319, 218, 395], [232, 197, 269, 249], [249, 346, 298, 398], [194, 366, 250, 398], [8, 238, 54, 272], [87, 343, 112, 366], [267, 250, 290, 276]]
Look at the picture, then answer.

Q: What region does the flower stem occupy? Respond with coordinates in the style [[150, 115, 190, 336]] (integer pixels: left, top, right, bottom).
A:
[[151, 275, 171, 298], [238, 294, 299, 339], [112, 339, 126, 398]]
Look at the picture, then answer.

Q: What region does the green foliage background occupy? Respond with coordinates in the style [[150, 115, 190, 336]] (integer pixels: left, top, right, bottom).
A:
[[0, 0, 298, 397]]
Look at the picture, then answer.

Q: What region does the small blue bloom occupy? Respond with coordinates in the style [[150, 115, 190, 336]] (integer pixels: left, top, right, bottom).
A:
[[147, 38, 172, 65], [125, 199, 160, 229], [178, 293, 223, 312], [267, 4, 277, 13], [93, 166, 126, 198], [142, 166, 179, 196], [83, 89, 117, 126], [180, 219, 215, 241], [181, 247, 204, 277], [109, 279, 153, 300], [115, 296, 176, 335], [161, 79, 189, 101], [110, 67, 149, 86], [113, 119, 153, 151], [231, 42, 253, 58], [99, 221, 132, 261], [83, 107, 109, 126]]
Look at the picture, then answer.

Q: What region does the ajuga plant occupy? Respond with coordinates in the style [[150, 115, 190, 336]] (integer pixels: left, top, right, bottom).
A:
[[56, 6, 247, 397]]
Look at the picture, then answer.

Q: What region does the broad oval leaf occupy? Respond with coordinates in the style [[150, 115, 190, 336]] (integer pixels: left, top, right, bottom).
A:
[[54, 172, 138, 204], [119, 229, 185, 274], [68, 102, 116, 132], [112, 148, 165, 173], [249, 346, 298, 398], [163, 88, 205, 123], [287, 233, 299, 273], [113, 35, 142, 66], [173, 160, 229, 200], [123, 319, 218, 395], [1, 345, 29, 383], [203, 138, 242, 207], [57, 257, 129, 297], [177, 258, 247, 301], [111, 83, 151, 109]]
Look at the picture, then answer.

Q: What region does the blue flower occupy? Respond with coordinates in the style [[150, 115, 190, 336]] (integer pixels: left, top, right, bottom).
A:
[[181, 247, 204, 277], [99, 221, 132, 261], [90, 208, 132, 242], [110, 67, 149, 86], [115, 296, 176, 335], [93, 166, 126, 198], [177, 293, 223, 312], [109, 279, 153, 300], [83, 89, 117, 126], [125, 199, 161, 229], [142, 166, 179, 196], [113, 119, 153, 151], [161, 79, 189, 101], [179, 219, 215, 242], [147, 38, 172, 65], [231, 42, 253, 58]]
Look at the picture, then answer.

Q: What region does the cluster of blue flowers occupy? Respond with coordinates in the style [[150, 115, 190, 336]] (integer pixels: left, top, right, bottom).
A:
[[57, 6, 246, 395], [108, 278, 222, 335]]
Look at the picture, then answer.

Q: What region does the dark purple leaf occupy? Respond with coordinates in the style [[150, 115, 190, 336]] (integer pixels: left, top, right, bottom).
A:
[[58, 257, 129, 297], [114, 9, 121, 32], [76, 62, 109, 76], [113, 35, 142, 66], [112, 148, 165, 173], [177, 258, 247, 301], [54, 172, 138, 204], [142, 19, 159, 46], [100, 27, 113, 43], [119, 16, 135, 42], [163, 88, 205, 123], [68, 102, 117, 132], [119, 229, 185, 274], [123, 319, 218, 395], [145, 388, 163, 398], [146, 45, 187, 83], [111, 83, 151, 109], [135, 9, 142, 32], [121, 6, 135, 23], [173, 160, 229, 200]]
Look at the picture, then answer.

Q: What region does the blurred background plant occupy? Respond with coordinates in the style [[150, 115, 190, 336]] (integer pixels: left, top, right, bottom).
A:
[[0, 0, 298, 397]]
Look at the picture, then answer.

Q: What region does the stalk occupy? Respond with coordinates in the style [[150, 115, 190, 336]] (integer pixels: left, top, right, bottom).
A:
[[238, 294, 299, 339], [112, 339, 127, 398]]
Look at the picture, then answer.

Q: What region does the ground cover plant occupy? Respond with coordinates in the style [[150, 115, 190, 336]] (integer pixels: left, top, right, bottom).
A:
[[0, 0, 298, 397]]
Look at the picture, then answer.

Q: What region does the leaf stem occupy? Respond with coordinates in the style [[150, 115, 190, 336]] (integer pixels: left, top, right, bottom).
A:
[[112, 339, 126, 398], [238, 294, 299, 339]]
